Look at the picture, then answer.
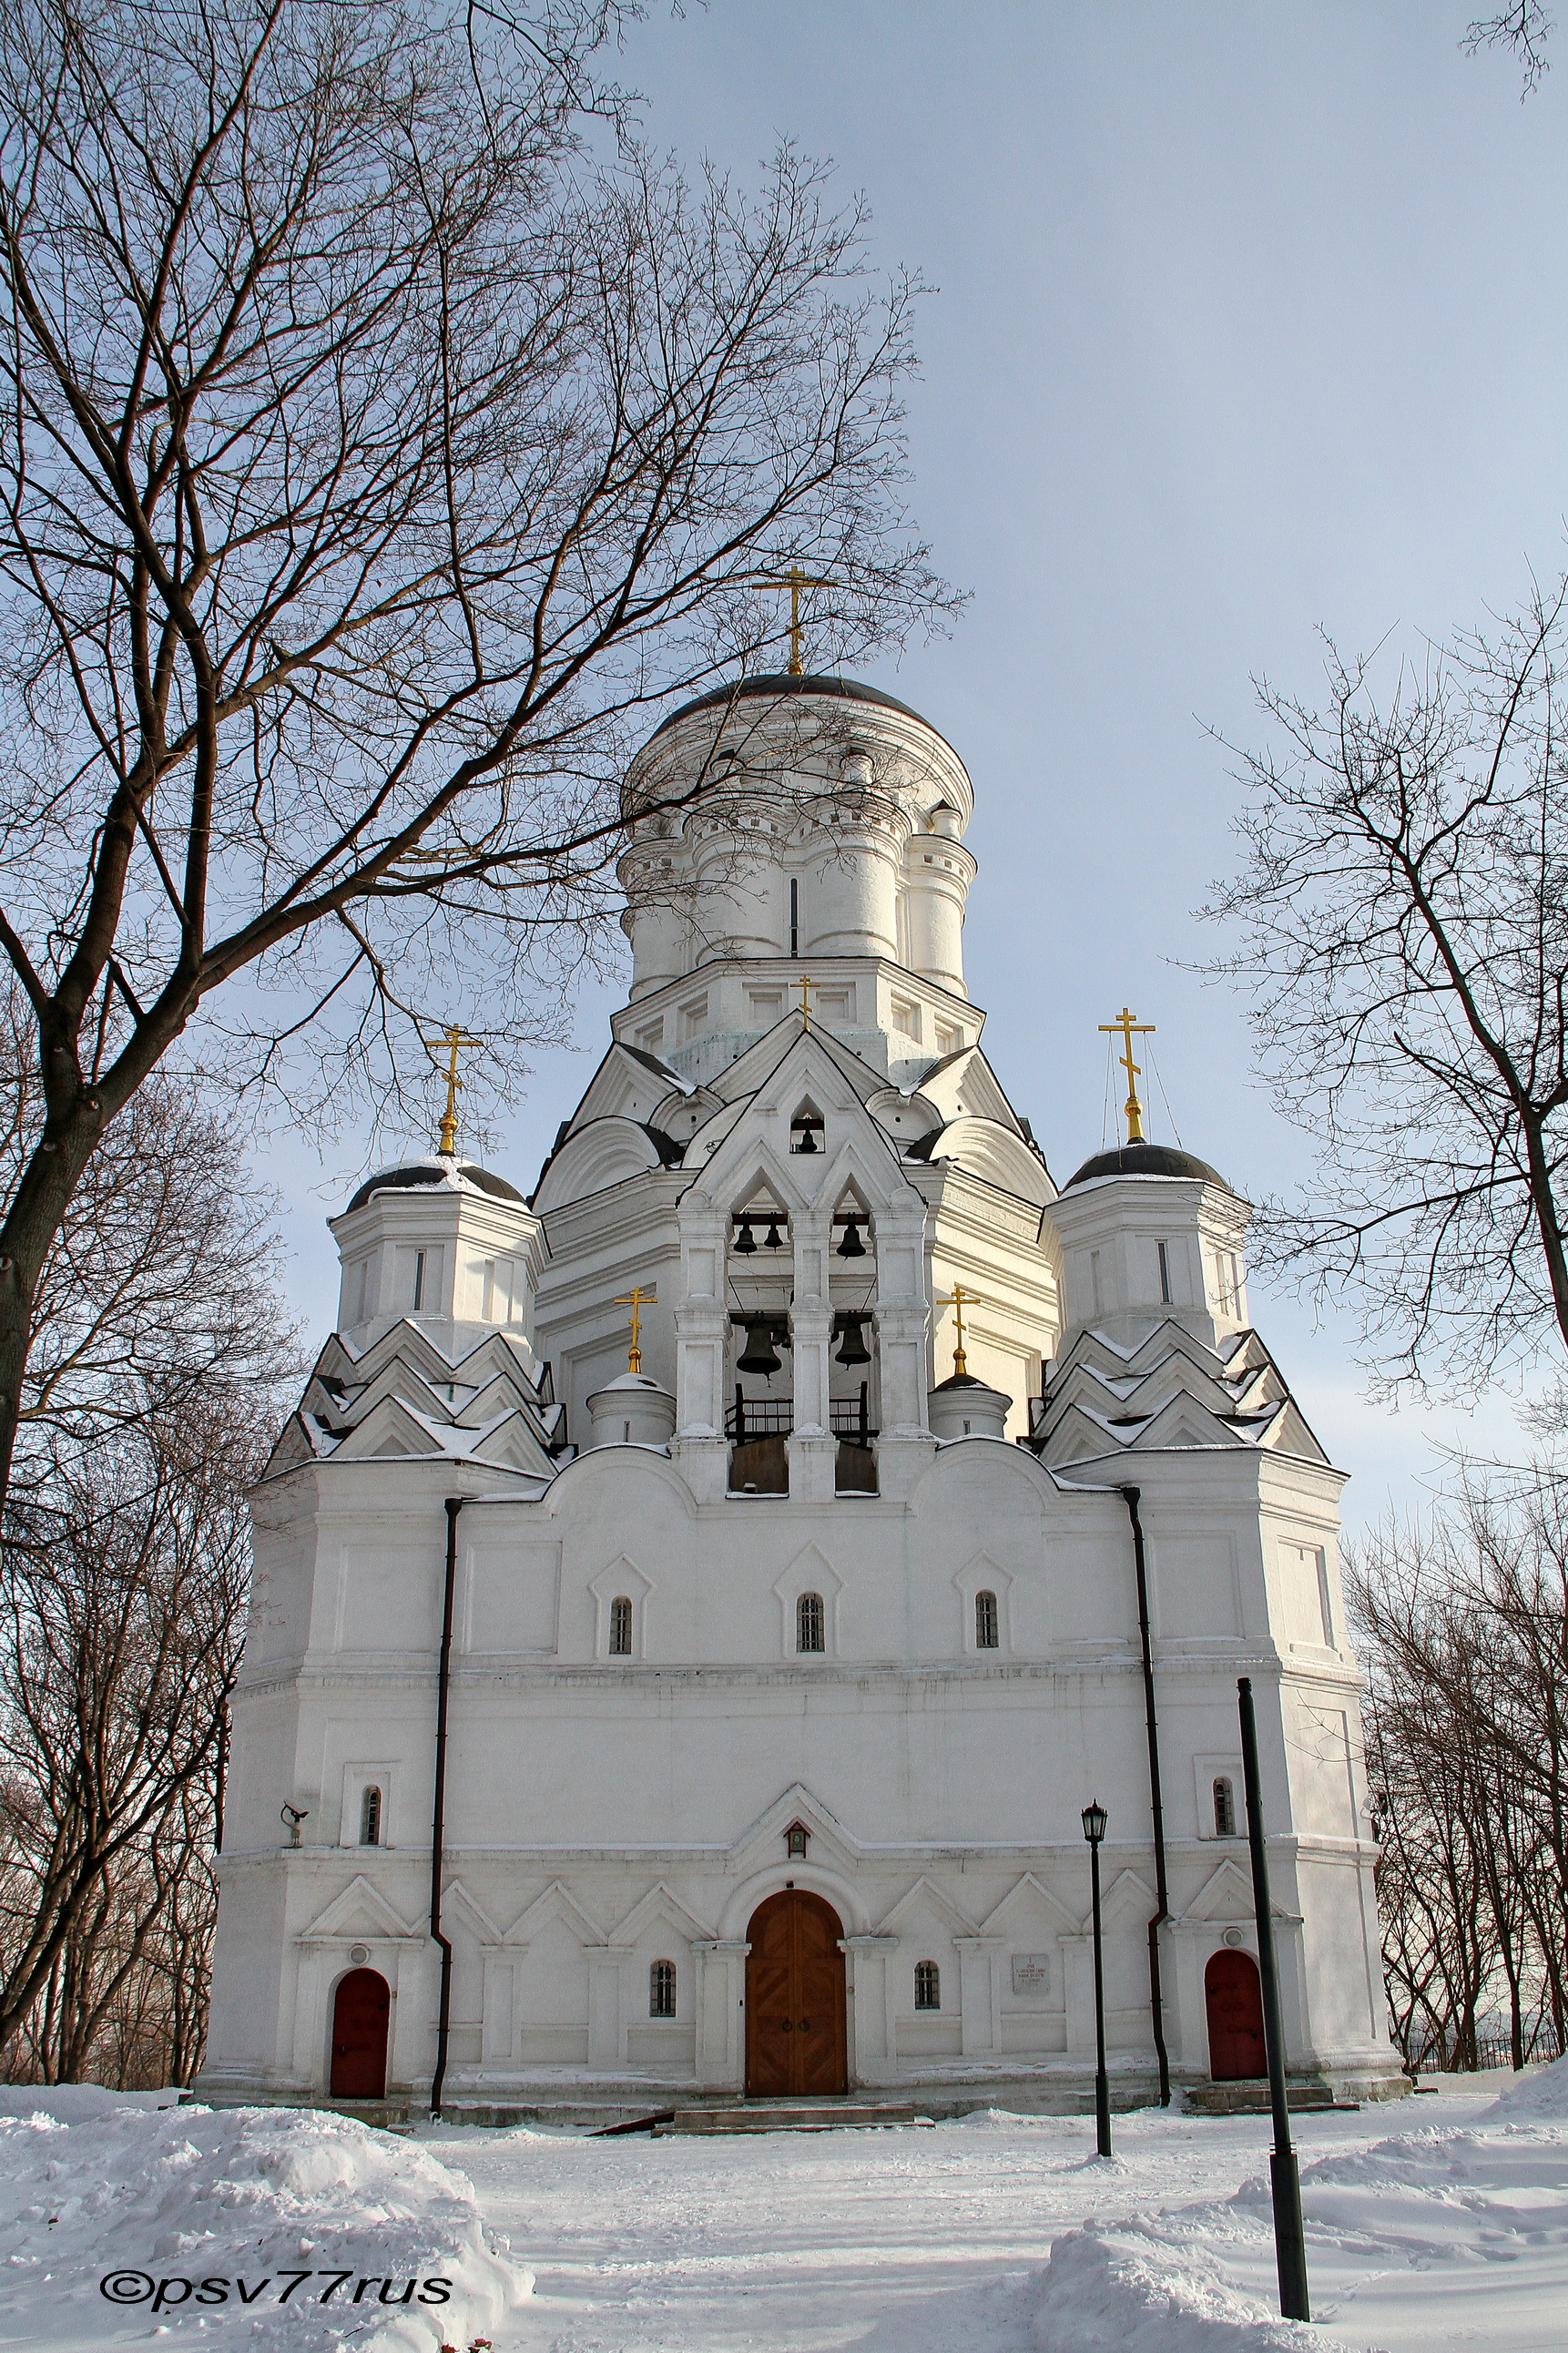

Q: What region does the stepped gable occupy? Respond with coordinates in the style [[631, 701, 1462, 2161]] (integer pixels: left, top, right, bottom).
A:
[[263, 1320, 563, 1482], [1029, 1318, 1329, 1468]]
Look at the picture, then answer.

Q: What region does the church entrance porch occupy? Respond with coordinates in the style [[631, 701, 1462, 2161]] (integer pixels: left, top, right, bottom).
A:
[[1204, 1949, 1267, 2081], [330, 1967, 390, 2099], [744, 1891, 848, 2097]]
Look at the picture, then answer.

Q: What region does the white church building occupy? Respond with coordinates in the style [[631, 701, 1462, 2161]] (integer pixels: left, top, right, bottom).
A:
[[200, 672, 1402, 2120]]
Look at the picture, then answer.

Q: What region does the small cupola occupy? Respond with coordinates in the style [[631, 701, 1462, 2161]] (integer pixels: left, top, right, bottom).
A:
[[329, 1055, 544, 1359]]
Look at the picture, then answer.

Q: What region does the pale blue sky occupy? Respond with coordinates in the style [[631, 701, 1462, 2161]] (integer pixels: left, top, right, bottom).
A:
[[270, 4, 1567, 1525]]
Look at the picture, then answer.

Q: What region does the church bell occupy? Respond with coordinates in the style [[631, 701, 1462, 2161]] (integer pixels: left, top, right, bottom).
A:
[[737, 1319, 782, 1379], [835, 1214, 866, 1258], [835, 1314, 871, 1366], [733, 1216, 758, 1255]]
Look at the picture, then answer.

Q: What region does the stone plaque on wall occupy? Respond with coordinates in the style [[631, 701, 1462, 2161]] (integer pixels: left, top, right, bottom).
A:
[[1011, 1952, 1050, 1997]]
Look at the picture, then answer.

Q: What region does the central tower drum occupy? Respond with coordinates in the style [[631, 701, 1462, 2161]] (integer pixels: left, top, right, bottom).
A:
[[615, 673, 977, 1087]]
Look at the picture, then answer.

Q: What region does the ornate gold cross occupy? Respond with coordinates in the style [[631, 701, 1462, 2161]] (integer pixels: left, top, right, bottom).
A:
[[615, 1286, 656, 1376], [936, 1285, 973, 1379], [746, 565, 831, 675], [425, 1022, 482, 1156], [795, 973, 819, 1030], [1098, 1006, 1156, 1145]]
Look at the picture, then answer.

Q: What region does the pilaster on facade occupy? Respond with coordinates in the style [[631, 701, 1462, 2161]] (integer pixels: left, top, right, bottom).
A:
[[840, 1935, 901, 2086]]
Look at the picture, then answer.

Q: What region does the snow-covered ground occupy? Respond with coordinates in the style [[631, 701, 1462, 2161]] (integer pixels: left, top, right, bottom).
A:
[[0, 2072, 1563, 2350], [0, 2092, 531, 2350]]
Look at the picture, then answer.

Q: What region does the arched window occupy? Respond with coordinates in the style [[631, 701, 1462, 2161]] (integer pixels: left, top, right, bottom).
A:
[[975, 1590, 999, 1649], [1213, 1776, 1237, 1839], [649, 1959, 677, 2018], [914, 1960, 941, 2011], [797, 1591, 825, 1653], [610, 1596, 633, 1655], [359, 1785, 382, 1847]]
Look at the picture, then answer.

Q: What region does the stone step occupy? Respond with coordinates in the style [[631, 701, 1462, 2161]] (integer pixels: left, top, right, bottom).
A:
[[658, 2100, 929, 2135], [1185, 2081, 1356, 2117]]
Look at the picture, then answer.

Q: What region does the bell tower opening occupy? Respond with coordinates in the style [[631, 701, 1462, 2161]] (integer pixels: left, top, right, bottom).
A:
[[830, 1189, 878, 1493]]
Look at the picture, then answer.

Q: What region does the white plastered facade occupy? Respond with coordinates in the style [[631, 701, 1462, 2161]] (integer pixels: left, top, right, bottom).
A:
[[201, 676, 1401, 2116]]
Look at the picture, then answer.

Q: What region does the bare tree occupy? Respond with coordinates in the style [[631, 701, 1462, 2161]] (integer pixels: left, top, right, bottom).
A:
[[1464, 3, 1553, 95], [0, 0, 956, 1510], [0, 1396, 262, 2053], [1350, 1481, 1568, 2072], [1206, 579, 1568, 1405], [0, 987, 294, 1456]]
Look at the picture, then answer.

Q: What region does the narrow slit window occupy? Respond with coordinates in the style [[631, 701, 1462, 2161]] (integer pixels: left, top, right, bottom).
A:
[[797, 1591, 825, 1653], [1213, 1776, 1236, 1839], [975, 1590, 999, 1649], [412, 1248, 426, 1310], [1158, 1240, 1172, 1305], [914, 1960, 941, 2011], [1315, 1550, 1335, 1647], [359, 1785, 382, 1847], [789, 876, 799, 957], [649, 1959, 677, 2018], [609, 1595, 633, 1655]]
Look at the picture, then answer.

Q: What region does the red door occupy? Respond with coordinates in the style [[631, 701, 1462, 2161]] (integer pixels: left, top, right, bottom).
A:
[[745, 1891, 848, 2097], [1206, 1949, 1268, 2080], [330, 1967, 390, 2098]]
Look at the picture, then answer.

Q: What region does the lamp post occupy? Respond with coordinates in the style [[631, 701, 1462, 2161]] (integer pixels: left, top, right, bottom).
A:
[[1082, 1799, 1112, 2158], [1237, 1677, 1310, 2322]]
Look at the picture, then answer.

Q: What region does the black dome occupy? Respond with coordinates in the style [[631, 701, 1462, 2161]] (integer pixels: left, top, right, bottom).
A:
[[1064, 1141, 1228, 1192], [653, 670, 942, 740], [346, 1159, 524, 1214]]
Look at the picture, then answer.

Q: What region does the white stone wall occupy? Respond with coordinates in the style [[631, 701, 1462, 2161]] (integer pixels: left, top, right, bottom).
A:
[[205, 1436, 1394, 2107]]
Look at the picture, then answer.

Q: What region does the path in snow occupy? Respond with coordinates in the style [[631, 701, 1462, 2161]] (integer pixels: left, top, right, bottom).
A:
[[429, 2083, 1561, 2352]]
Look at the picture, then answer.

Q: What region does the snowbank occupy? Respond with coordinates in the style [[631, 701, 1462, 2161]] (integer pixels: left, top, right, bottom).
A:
[[0, 2098, 533, 2348], [1488, 2051, 1568, 2119], [1032, 2224, 1336, 2352], [1033, 2099, 1568, 2352]]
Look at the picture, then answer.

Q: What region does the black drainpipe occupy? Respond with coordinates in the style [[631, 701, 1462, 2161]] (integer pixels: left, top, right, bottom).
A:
[[429, 1496, 463, 2121], [1121, 1484, 1172, 2106]]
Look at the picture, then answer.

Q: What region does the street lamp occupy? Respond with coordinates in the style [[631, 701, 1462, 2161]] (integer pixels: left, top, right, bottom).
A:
[[1082, 1799, 1112, 2159]]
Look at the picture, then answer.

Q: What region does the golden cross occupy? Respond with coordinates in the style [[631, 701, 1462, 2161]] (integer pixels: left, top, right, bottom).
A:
[[1098, 1006, 1156, 1145], [747, 566, 831, 676], [425, 1022, 482, 1156], [795, 973, 818, 1030], [936, 1285, 972, 1380], [615, 1286, 657, 1376]]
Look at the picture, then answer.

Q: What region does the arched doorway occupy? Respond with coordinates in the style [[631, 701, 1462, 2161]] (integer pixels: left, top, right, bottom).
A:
[[330, 1966, 390, 2098], [745, 1890, 848, 2097], [1205, 1948, 1267, 2080]]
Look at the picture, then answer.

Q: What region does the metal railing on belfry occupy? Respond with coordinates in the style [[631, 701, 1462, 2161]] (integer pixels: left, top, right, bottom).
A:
[[725, 1389, 878, 1445]]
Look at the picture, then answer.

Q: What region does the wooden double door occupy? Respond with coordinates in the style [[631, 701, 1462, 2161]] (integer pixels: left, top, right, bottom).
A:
[[745, 1890, 848, 2097]]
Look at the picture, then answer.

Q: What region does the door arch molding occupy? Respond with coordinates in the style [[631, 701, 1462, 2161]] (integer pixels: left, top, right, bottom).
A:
[[718, 1861, 869, 1940]]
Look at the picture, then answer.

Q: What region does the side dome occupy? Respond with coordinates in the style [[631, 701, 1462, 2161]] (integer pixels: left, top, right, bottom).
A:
[[1064, 1141, 1228, 1192], [346, 1157, 524, 1214]]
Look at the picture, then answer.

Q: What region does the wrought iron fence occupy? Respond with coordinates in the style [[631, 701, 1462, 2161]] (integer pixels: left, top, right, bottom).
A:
[[724, 1390, 877, 1443]]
